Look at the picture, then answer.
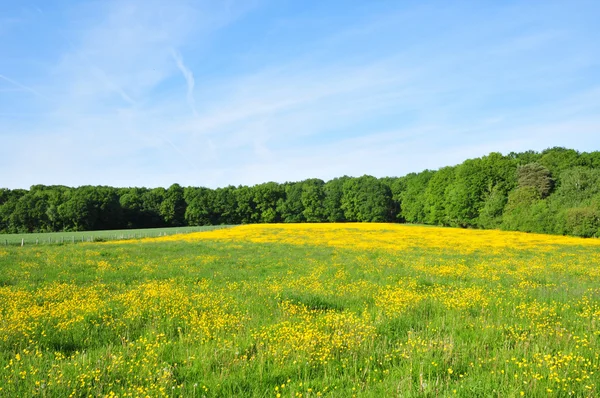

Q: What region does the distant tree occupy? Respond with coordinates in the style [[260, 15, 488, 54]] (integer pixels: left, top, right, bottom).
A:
[[120, 187, 146, 228], [213, 186, 239, 224], [278, 182, 305, 223], [160, 184, 186, 226], [37, 186, 68, 231], [398, 171, 434, 224], [580, 151, 600, 169], [341, 175, 393, 222], [323, 177, 348, 222], [234, 186, 258, 224], [478, 186, 507, 229], [58, 187, 96, 231], [1, 147, 599, 238], [445, 153, 516, 227], [0, 189, 26, 232], [548, 168, 600, 236], [10, 190, 50, 232], [556, 167, 600, 202], [502, 187, 553, 233], [301, 179, 326, 222], [94, 187, 123, 230], [508, 150, 541, 165], [120, 186, 166, 229], [252, 182, 284, 223], [380, 177, 401, 219], [423, 166, 455, 225], [390, 178, 406, 222], [539, 147, 583, 181], [563, 205, 600, 238], [55, 186, 122, 231], [143, 188, 166, 227], [517, 163, 554, 198], [184, 187, 215, 226]]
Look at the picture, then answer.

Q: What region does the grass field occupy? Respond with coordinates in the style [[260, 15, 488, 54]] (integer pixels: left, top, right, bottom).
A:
[[0, 225, 229, 246], [1, 223, 599, 397]]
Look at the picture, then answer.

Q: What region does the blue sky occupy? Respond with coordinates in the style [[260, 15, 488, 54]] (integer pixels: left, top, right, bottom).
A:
[[1, 0, 599, 189]]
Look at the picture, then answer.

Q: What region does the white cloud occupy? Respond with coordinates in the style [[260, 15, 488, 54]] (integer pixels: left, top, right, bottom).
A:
[[0, 74, 46, 98], [170, 49, 198, 116], [1, 1, 599, 189]]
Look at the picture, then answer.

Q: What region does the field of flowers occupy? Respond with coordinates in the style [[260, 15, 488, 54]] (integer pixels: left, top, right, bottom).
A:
[[1, 223, 599, 397]]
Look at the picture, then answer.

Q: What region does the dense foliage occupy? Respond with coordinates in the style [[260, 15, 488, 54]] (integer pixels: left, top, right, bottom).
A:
[[1, 147, 599, 237]]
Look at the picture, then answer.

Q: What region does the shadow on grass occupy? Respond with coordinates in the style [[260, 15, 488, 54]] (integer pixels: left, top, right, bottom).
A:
[[280, 292, 345, 312]]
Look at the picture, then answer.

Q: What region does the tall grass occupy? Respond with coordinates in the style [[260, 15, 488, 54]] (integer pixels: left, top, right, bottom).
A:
[[0, 224, 598, 397]]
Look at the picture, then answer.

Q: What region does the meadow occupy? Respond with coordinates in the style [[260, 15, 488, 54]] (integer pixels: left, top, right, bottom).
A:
[[0, 223, 599, 397], [0, 226, 227, 246]]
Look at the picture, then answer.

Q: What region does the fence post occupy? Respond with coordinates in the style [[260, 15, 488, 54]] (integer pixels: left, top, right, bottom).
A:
[[21, 238, 24, 247]]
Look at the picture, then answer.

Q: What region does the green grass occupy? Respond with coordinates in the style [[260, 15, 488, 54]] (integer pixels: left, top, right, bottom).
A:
[[0, 225, 599, 397], [0, 225, 231, 246]]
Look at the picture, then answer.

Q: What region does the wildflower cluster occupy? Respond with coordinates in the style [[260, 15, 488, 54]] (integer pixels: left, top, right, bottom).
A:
[[0, 223, 599, 396]]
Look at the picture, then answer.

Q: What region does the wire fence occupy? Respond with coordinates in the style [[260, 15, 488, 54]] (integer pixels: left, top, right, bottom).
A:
[[0, 225, 231, 247]]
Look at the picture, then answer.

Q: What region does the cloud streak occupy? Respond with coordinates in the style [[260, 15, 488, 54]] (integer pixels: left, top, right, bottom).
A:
[[0, 0, 599, 189], [0, 74, 46, 99], [171, 49, 198, 116]]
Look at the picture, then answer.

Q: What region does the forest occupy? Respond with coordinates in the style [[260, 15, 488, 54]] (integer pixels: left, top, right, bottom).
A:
[[1, 147, 599, 237]]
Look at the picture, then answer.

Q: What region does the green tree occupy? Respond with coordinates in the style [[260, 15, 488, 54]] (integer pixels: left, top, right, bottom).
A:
[[323, 177, 349, 222], [58, 187, 96, 231], [278, 182, 305, 223], [507, 149, 541, 165], [120, 187, 147, 228], [341, 176, 393, 222], [301, 179, 326, 222], [252, 182, 284, 223], [539, 147, 583, 182], [184, 187, 215, 226], [445, 153, 516, 227], [142, 188, 166, 227], [160, 184, 186, 226], [564, 205, 600, 238], [423, 167, 455, 225], [234, 186, 258, 224], [398, 171, 434, 224], [502, 187, 553, 233], [213, 186, 239, 225], [478, 186, 507, 229], [0, 189, 26, 232], [45, 187, 67, 231], [555, 167, 600, 203], [10, 189, 49, 232], [517, 163, 553, 198], [581, 151, 600, 169]]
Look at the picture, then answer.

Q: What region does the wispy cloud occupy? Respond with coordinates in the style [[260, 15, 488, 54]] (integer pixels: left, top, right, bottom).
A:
[[0, 74, 46, 98], [171, 49, 198, 116], [87, 63, 137, 106], [0, 0, 599, 189]]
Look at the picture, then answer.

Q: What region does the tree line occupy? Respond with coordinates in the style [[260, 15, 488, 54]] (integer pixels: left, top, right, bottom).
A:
[[1, 147, 600, 237]]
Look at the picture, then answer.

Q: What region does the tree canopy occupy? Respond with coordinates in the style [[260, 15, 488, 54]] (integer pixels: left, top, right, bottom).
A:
[[1, 147, 599, 237]]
